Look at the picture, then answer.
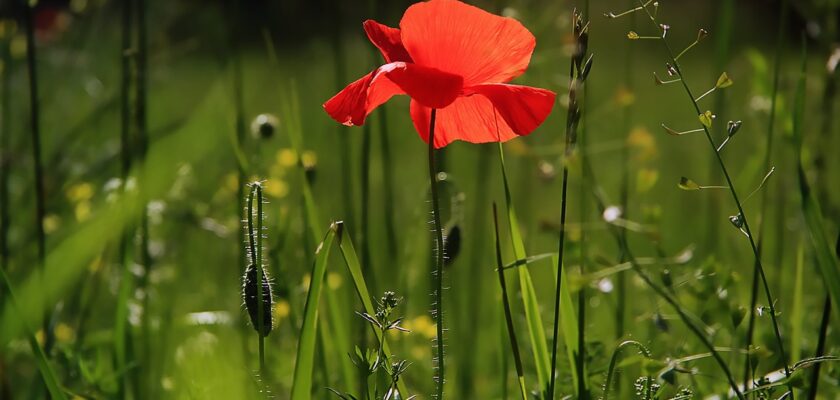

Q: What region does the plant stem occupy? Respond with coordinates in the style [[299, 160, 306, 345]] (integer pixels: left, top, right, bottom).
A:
[[0, 35, 11, 287], [807, 296, 831, 400], [743, 0, 787, 388], [428, 109, 445, 399], [115, 0, 134, 396], [616, 0, 636, 343], [492, 204, 528, 400], [636, 1, 792, 394], [551, 8, 589, 398], [24, 0, 50, 352]]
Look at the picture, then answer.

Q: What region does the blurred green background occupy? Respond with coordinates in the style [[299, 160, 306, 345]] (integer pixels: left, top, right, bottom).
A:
[[1, 0, 839, 398]]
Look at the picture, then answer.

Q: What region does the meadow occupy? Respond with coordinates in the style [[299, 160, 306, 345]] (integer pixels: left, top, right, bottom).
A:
[[1, 0, 839, 399]]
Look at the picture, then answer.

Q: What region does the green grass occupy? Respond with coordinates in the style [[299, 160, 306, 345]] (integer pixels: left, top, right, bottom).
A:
[[1, 1, 839, 399]]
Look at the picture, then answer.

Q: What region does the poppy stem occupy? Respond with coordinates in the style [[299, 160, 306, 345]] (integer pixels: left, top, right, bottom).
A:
[[428, 109, 445, 399]]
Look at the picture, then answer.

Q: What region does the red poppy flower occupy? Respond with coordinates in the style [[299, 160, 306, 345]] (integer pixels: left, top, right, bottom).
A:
[[323, 0, 556, 148]]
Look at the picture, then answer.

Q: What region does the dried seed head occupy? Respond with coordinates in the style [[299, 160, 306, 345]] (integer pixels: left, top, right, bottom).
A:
[[243, 263, 273, 337]]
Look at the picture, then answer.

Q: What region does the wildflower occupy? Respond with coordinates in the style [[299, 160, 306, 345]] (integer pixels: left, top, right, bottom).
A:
[[324, 0, 555, 148]]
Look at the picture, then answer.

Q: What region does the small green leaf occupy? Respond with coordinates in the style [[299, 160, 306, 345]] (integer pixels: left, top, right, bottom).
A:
[[716, 72, 733, 88], [678, 177, 701, 191], [627, 31, 640, 40], [698, 111, 714, 128]]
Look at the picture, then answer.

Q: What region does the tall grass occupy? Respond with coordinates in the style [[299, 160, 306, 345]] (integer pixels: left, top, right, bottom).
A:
[[743, 0, 787, 387], [549, 8, 592, 400], [24, 0, 49, 352]]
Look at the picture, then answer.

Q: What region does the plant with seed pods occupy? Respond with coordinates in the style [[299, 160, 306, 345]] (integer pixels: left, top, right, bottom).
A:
[[606, 0, 793, 397]]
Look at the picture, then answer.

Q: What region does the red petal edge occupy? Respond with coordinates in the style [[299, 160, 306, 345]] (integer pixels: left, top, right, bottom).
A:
[[363, 20, 413, 63], [324, 62, 463, 127], [410, 83, 555, 148]]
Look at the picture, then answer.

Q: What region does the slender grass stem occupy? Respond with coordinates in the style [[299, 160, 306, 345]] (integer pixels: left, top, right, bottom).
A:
[[636, 1, 792, 394], [807, 296, 831, 400], [616, 0, 636, 344], [24, 0, 50, 352], [492, 204, 528, 400], [114, 0, 134, 396], [134, 0, 153, 395], [550, 9, 589, 399], [744, 0, 787, 388], [427, 109, 445, 399], [1, 37, 11, 286]]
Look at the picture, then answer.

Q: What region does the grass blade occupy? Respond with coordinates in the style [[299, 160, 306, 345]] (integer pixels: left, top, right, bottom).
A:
[[0, 265, 67, 400], [493, 204, 529, 400], [552, 254, 588, 394], [290, 227, 338, 400], [498, 144, 551, 396]]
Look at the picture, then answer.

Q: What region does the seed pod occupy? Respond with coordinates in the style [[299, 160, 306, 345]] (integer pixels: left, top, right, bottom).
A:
[[243, 263, 273, 337], [443, 224, 461, 266]]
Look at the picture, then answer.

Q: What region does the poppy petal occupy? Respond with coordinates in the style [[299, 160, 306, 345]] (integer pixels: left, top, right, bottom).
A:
[[468, 83, 556, 136], [363, 20, 413, 63], [400, 0, 535, 86], [410, 83, 555, 148], [324, 62, 463, 126]]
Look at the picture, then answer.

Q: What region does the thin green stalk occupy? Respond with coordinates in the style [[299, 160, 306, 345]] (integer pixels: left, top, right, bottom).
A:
[[551, 10, 591, 400], [807, 296, 831, 400], [427, 109, 445, 399], [377, 107, 398, 266], [247, 184, 266, 372], [498, 143, 552, 396], [0, 39, 11, 397], [134, 0, 153, 396], [229, 0, 247, 281], [460, 144, 492, 399], [577, 1, 591, 397], [330, 0, 356, 237], [616, 0, 636, 342], [0, 37, 11, 288], [636, 1, 792, 393], [743, 0, 787, 387], [114, 0, 134, 396], [24, 0, 50, 352], [492, 203, 528, 400]]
